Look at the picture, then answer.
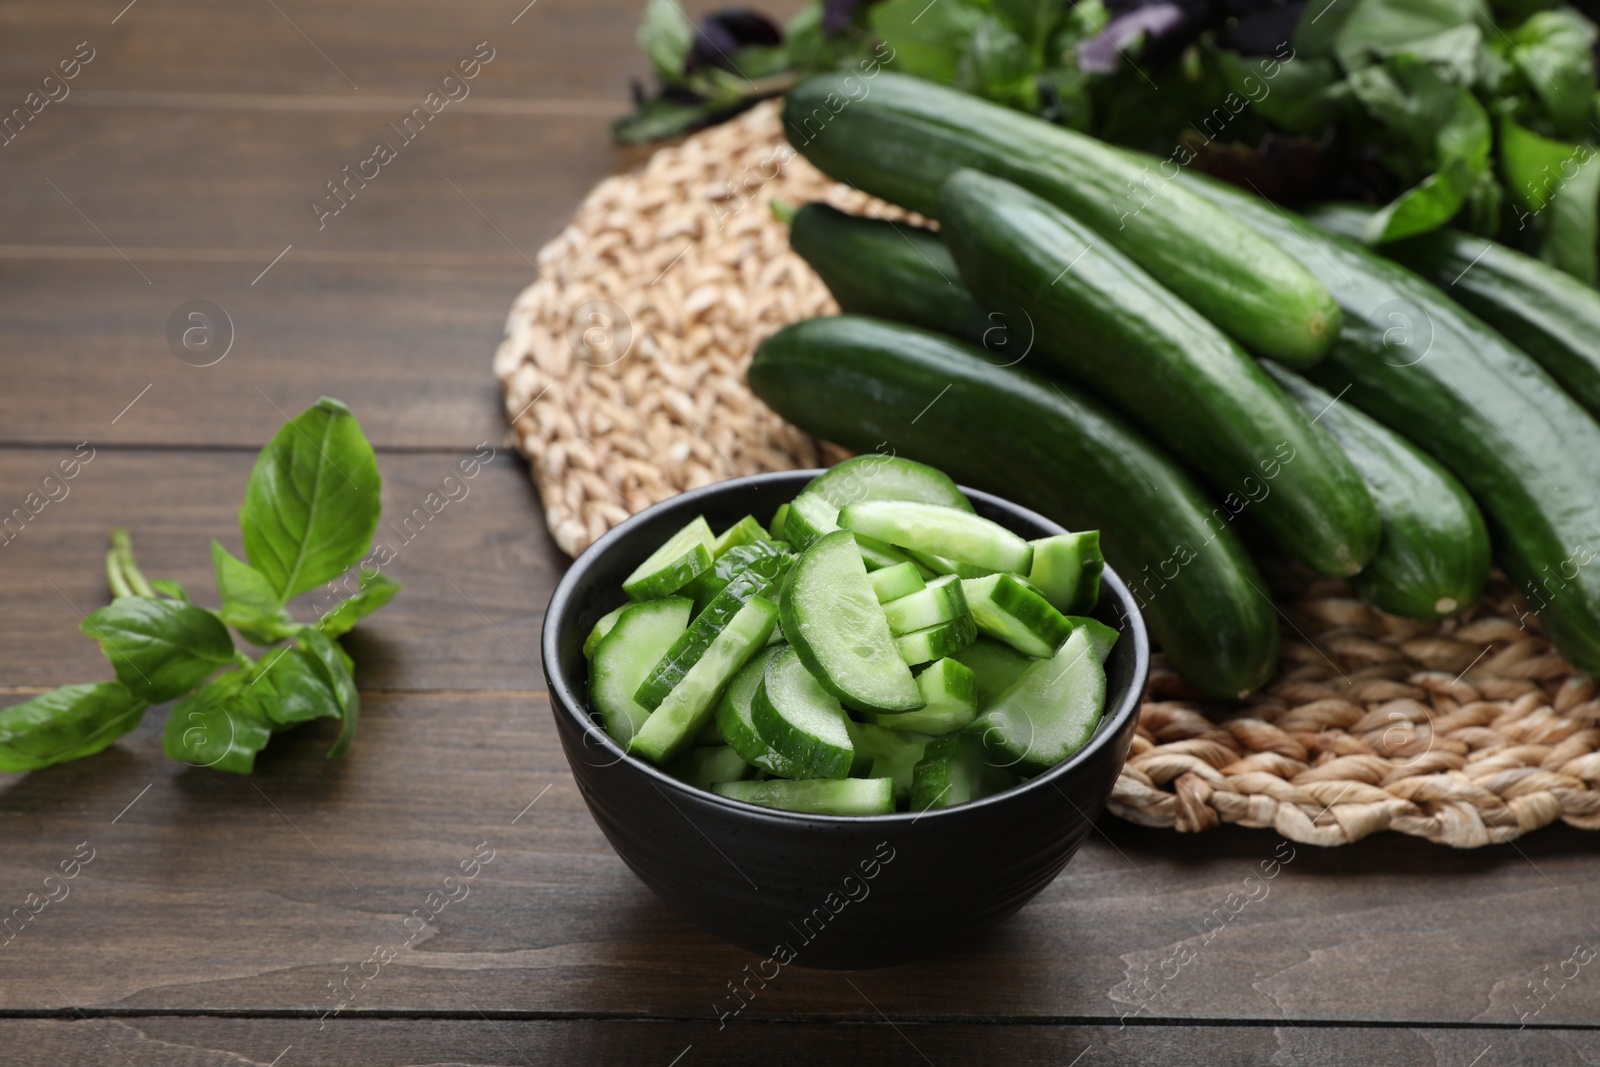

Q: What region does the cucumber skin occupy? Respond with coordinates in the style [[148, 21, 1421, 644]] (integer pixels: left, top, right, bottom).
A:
[[782, 72, 1340, 365], [1264, 363, 1490, 619], [1309, 203, 1600, 421], [748, 315, 1280, 700], [937, 169, 1380, 580], [1180, 173, 1600, 672]]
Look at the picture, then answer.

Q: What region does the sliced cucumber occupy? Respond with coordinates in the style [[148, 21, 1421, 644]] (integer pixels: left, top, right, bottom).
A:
[[666, 745, 751, 790], [622, 516, 714, 601], [911, 733, 1018, 811], [783, 493, 841, 550], [635, 550, 789, 710], [851, 723, 935, 804], [589, 598, 693, 744], [896, 613, 978, 666], [629, 596, 780, 765], [716, 646, 809, 778], [804, 455, 974, 512], [854, 532, 926, 572], [951, 638, 1035, 708], [869, 560, 926, 603], [867, 656, 977, 735], [1067, 617, 1120, 663], [711, 514, 771, 558], [839, 501, 1033, 575], [582, 605, 627, 660], [1028, 532, 1103, 615], [680, 539, 793, 615], [711, 777, 896, 815], [968, 627, 1106, 775], [881, 574, 969, 635], [753, 646, 858, 779], [780, 530, 924, 714], [770, 503, 791, 541], [962, 573, 1074, 658], [906, 549, 994, 580]]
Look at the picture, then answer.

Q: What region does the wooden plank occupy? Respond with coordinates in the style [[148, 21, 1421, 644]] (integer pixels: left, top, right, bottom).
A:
[[0, 450, 560, 692], [1, 1018, 1591, 1067]]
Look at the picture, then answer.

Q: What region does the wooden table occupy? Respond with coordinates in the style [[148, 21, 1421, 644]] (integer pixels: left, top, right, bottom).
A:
[[3, 3, 1597, 1063]]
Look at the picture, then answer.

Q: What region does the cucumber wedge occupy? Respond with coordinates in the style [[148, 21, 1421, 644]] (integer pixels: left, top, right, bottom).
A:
[[881, 574, 968, 635], [666, 745, 750, 790], [628, 596, 779, 765], [951, 638, 1035, 708], [715, 647, 808, 778], [1028, 532, 1103, 615], [867, 656, 978, 735], [896, 613, 977, 666], [839, 500, 1033, 575], [780, 530, 924, 714], [851, 723, 935, 804], [712, 777, 896, 816], [804, 454, 974, 512], [911, 733, 1018, 811], [752, 646, 857, 779], [969, 627, 1106, 775], [589, 598, 693, 745], [711, 514, 771, 557], [622, 516, 714, 601], [869, 560, 926, 603], [961, 573, 1074, 658], [582, 604, 627, 660]]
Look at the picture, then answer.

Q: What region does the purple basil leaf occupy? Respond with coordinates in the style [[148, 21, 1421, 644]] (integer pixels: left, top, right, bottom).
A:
[[1077, 3, 1193, 73]]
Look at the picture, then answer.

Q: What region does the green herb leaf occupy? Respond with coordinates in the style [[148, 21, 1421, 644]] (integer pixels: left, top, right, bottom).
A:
[[240, 397, 381, 604], [1332, 0, 1485, 73], [870, 0, 989, 84], [149, 579, 189, 601], [162, 670, 273, 774], [316, 570, 402, 639], [253, 646, 341, 727], [213, 541, 298, 644], [956, 16, 1040, 111], [0, 683, 147, 772], [638, 0, 695, 83], [1500, 118, 1600, 281], [297, 628, 360, 758], [1507, 9, 1597, 137], [81, 596, 237, 703]]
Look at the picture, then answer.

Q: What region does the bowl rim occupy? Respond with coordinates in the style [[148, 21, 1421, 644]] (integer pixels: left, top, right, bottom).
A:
[[542, 469, 1150, 825]]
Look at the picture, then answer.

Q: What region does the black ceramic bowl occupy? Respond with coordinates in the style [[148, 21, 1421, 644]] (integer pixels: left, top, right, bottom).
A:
[[543, 471, 1148, 969]]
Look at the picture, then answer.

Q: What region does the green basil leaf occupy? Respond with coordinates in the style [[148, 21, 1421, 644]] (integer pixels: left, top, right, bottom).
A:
[[1332, 0, 1484, 73], [162, 670, 273, 774], [240, 397, 381, 604], [297, 628, 359, 758], [252, 647, 340, 727], [149, 579, 189, 602], [1508, 9, 1597, 138], [81, 597, 236, 703], [955, 17, 1039, 111], [1535, 143, 1600, 282], [0, 683, 147, 772], [316, 570, 402, 639], [870, 0, 988, 84], [638, 0, 695, 83], [212, 541, 298, 644]]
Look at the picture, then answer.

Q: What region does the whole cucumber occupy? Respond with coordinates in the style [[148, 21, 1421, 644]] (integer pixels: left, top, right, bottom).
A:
[[747, 314, 1280, 700], [1263, 364, 1490, 618], [782, 71, 1341, 365], [936, 169, 1380, 579], [1309, 203, 1600, 422], [1181, 172, 1600, 673]]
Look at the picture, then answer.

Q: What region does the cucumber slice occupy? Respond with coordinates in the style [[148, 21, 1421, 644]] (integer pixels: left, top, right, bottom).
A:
[[716, 646, 809, 778], [1067, 617, 1120, 663], [680, 540, 793, 615], [1028, 532, 1104, 615], [780, 530, 924, 714], [629, 596, 780, 765], [968, 627, 1107, 775], [752, 646, 858, 779], [906, 549, 995, 580], [869, 561, 926, 603], [622, 516, 714, 601], [804, 455, 974, 512], [854, 532, 925, 572], [712, 777, 896, 815], [851, 723, 934, 804], [952, 638, 1035, 707], [868, 656, 977, 735], [783, 493, 841, 550], [896, 613, 977, 666], [582, 605, 627, 659], [838, 501, 1033, 574], [588, 598, 693, 744], [666, 745, 751, 789], [911, 733, 1018, 811], [881, 574, 968, 635], [711, 515, 771, 558], [635, 549, 790, 710], [770, 503, 791, 541], [961, 573, 1074, 658]]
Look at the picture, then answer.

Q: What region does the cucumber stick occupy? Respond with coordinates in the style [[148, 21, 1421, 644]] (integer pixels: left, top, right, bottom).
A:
[[869, 560, 926, 603], [589, 599, 692, 745], [1179, 171, 1600, 671], [1028, 532, 1103, 616], [936, 169, 1380, 579], [839, 499, 1033, 574], [1264, 363, 1490, 618], [961, 573, 1074, 658], [623, 516, 713, 600], [712, 777, 895, 816], [880, 574, 967, 635], [896, 613, 977, 666], [783, 71, 1341, 364], [752, 646, 857, 779], [749, 315, 1279, 700]]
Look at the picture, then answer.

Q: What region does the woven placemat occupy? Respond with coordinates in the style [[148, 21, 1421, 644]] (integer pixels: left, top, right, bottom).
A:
[[494, 100, 1600, 847]]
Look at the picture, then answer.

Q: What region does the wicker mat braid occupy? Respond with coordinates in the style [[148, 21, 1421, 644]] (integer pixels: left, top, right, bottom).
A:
[[494, 100, 1600, 847]]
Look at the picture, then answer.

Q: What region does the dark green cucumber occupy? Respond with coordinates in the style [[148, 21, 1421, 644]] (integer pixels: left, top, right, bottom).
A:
[[788, 202, 991, 346], [937, 169, 1379, 579], [748, 316, 1280, 699], [1179, 172, 1600, 672], [1309, 203, 1600, 422], [1263, 363, 1490, 618], [783, 71, 1341, 364]]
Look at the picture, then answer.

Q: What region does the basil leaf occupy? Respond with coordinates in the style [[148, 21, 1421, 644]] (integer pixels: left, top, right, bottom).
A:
[[253, 646, 341, 727], [149, 579, 189, 602], [297, 628, 359, 758], [0, 683, 147, 772], [1503, 120, 1600, 282], [316, 570, 402, 639], [870, 0, 988, 84], [81, 597, 236, 703], [163, 670, 274, 774], [955, 17, 1039, 112], [240, 397, 381, 604], [638, 0, 695, 83], [213, 541, 298, 644], [1332, 0, 1484, 73], [1507, 9, 1596, 137]]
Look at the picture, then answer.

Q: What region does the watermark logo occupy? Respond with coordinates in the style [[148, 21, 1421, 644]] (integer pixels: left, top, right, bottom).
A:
[[166, 299, 234, 367], [566, 299, 633, 367]]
